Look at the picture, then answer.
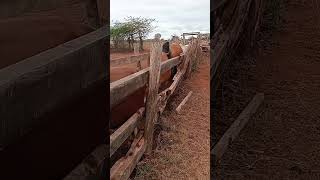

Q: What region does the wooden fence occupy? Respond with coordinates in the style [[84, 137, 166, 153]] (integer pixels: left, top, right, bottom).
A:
[[109, 38, 201, 179], [0, 25, 108, 149], [211, 0, 265, 161], [211, 0, 264, 94], [110, 40, 164, 52], [110, 52, 150, 67]]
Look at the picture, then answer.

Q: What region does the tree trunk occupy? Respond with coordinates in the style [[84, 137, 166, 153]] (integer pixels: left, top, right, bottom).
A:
[[114, 40, 118, 49], [129, 35, 135, 51], [139, 36, 143, 51], [127, 37, 131, 50]]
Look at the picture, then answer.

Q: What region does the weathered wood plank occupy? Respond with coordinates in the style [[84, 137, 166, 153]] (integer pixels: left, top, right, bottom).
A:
[[110, 137, 146, 180], [144, 40, 161, 154], [110, 53, 149, 66], [160, 56, 180, 73], [158, 54, 189, 114], [110, 55, 181, 109], [63, 144, 108, 180], [176, 91, 193, 113], [159, 73, 184, 112], [185, 39, 199, 77], [211, 93, 264, 162], [0, 26, 108, 148], [211, 0, 254, 81], [110, 107, 145, 157], [97, 0, 108, 25], [134, 44, 142, 72]]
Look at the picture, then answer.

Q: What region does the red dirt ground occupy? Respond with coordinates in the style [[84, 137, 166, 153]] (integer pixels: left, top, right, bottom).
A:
[[133, 53, 210, 179], [215, 0, 320, 179]]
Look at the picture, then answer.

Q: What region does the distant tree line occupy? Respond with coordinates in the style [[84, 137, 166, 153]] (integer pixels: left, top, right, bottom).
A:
[[110, 16, 156, 51]]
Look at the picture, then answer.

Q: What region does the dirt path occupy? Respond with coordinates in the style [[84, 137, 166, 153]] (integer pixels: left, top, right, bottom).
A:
[[216, 0, 320, 179], [133, 53, 210, 179]]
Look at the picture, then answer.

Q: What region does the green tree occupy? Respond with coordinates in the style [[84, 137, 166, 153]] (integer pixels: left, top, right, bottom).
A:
[[125, 16, 156, 51], [111, 17, 156, 51], [110, 21, 132, 49]]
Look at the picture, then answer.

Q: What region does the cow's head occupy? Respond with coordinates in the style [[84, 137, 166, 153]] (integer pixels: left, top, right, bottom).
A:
[[162, 41, 170, 54], [162, 41, 171, 59]]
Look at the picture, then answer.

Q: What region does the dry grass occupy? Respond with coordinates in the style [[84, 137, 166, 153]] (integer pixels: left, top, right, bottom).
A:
[[132, 53, 210, 180]]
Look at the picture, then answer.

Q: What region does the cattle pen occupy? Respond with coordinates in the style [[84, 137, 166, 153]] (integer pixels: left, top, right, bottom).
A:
[[110, 37, 203, 179]]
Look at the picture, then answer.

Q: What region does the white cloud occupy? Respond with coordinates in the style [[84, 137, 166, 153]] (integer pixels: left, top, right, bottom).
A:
[[111, 0, 210, 39]]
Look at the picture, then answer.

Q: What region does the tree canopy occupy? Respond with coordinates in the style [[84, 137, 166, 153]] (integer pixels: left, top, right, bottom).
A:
[[110, 16, 156, 50]]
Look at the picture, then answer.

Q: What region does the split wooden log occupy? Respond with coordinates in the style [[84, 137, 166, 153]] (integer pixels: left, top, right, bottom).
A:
[[158, 71, 183, 114], [110, 55, 181, 109], [144, 39, 162, 154], [211, 93, 264, 163], [134, 43, 142, 72], [96, 0, 108, 26], [158, 54, 189, 114], [211, 0, 259, 85], [110, 107, 145, 157], [176, 91, 193, 113], [64, 144, 108, 180], [126, 131, 144, 157], [110, 137, 146, 180]]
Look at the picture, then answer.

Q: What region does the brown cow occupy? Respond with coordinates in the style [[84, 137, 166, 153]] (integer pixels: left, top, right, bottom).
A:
[[110, 42, 183, 129]]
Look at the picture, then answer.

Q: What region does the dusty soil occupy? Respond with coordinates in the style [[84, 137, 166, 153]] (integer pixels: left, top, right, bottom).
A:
[[215, 0, 320, 179], [133, 53, 210, 179]]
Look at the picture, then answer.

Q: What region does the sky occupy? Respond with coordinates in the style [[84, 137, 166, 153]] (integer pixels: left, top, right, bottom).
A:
[[110, 0, 210, 39]]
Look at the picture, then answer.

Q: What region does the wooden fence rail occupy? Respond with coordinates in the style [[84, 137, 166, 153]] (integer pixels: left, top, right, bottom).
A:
[[110, 56, 181, 109], [110, 107, 145, 157], [0, 25, 108, 149], [211, 0, 264, 81], [110, 38, 201, 179], [110, 53, 150, 66]]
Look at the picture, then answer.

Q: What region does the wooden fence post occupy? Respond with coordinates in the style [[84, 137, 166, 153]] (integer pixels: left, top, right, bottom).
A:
[[144, 38, 161, 154], [186, 41, 195, 77], [96, 0, 108, 26], [134, 43, 142, 71]]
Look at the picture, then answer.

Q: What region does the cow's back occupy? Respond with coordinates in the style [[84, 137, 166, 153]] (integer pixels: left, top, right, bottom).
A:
[[170, 43, 183, 57]]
